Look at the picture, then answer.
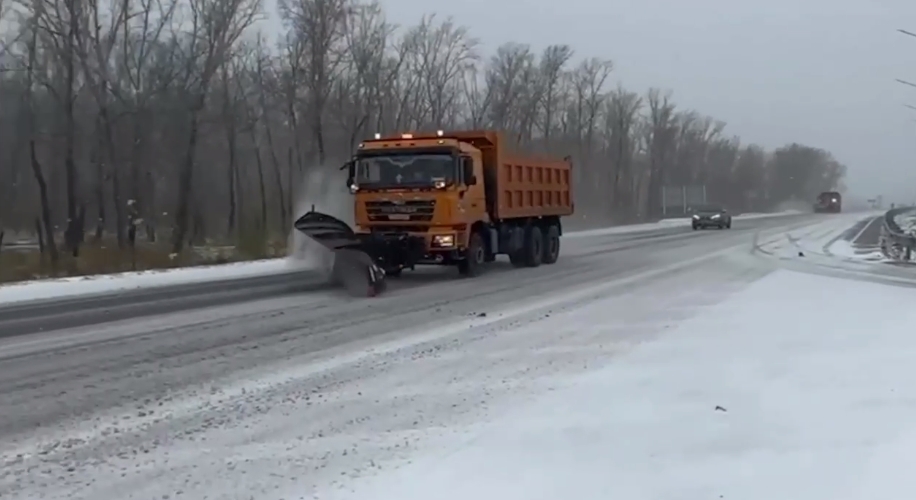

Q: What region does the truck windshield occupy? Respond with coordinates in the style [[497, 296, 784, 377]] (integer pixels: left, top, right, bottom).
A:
[[355, 153, 456, 188]]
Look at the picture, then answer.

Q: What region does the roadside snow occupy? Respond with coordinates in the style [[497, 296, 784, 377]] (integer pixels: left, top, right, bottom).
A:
[[893, 208, 916, 234], [328, 269, 916, 500], [753, 212, 884, 263], [829, 239, 885, 261], [0, 258, 300, 305], [0, 210, 801, 305]]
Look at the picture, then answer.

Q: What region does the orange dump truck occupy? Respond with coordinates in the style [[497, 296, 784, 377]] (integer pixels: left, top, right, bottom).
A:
[[295, 130, 574, 289]]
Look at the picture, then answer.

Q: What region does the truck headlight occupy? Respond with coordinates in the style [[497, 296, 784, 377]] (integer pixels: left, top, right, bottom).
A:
[[349, 183, 359, 193], [432, 234, 455, 248]]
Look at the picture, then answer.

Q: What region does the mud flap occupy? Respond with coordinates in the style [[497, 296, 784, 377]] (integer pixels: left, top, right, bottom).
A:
[[294, 210, 387, 297]]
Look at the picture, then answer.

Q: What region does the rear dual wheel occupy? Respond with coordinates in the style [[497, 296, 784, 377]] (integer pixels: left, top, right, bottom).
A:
[[509, 226, 543, 267], [524, 226, 544, 267], [509, 224, 561, 267], [542, 225, 560, 264]]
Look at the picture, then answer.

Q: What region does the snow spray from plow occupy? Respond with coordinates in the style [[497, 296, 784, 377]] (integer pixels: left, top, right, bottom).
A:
[[294, 207, 387, 297]]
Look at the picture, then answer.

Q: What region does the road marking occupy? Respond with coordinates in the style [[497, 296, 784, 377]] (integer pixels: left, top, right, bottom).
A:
[[850, 216, 881, 246]]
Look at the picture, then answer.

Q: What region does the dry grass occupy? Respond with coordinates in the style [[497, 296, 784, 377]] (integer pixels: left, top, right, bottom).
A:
[[0, 231, 289, 285]]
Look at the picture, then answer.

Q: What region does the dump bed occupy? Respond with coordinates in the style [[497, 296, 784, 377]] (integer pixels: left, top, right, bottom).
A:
[[446, 130, 574, 221]]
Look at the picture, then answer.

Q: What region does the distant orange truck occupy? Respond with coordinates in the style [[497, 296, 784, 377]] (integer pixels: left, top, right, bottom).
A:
[[296, 130, 574, 282]]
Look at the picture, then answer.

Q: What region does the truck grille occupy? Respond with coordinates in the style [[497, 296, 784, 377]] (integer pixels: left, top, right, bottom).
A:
[[365, 200, 436, 222]]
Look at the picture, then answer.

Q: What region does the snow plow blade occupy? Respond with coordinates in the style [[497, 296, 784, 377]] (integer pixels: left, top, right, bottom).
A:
[[293, 210, 387, 297]]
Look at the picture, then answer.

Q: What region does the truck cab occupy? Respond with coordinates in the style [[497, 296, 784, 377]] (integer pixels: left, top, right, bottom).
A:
[[814, 191, 842, 213], [342, 131, 488, 271]]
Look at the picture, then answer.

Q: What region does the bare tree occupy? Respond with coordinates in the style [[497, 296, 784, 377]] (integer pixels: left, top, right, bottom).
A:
[[0, 0, 850, 279], [278, 0, 348, 167], [20, 2, 59, 264], [606, 86, 642, 216], [168, 0, 261, 253]]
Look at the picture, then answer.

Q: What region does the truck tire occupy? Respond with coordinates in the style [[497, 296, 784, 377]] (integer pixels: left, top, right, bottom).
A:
[[509, 251, 526, 267], [458, 232, 486, 277], [523, 225, 544, 267], [542, 225, 560, 264]]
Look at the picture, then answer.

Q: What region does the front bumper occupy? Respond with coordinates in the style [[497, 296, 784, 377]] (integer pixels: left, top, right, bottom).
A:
[[360, 229, 463, 269], [693, 218, 725, 227]]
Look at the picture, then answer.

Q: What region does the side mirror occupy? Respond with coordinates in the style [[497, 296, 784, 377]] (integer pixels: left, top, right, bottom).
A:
[[342, 160, 355, 188]]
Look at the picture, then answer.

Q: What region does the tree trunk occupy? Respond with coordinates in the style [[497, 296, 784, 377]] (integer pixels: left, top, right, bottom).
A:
[[171, 113, 202, 254], [30, 140, 58, 266]]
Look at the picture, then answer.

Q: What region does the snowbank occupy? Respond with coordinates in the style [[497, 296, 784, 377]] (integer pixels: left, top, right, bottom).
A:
[[893, 209, 916, 235], [329, 270, 916, 500], [829, 239, 885, 261], [755, 212, 885, 263], [0, 259, 300, 305]]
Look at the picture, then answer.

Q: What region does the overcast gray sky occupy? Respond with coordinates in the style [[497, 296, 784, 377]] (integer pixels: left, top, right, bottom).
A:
[[272, 0, 916, 203]]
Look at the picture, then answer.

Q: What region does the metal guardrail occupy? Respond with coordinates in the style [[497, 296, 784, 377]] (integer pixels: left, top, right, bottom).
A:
[[880, 207, 916, 261]]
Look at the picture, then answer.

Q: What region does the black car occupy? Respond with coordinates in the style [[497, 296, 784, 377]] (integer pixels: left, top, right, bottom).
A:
[[691, 204, 732, 230]]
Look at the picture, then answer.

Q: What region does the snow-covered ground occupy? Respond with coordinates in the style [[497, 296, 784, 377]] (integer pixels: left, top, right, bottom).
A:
[[829, 238, 885, 261], [0, 210, 802, 305], [314, 269, 916, 500], [893, 208, 916, 234], [756, 212, 886, 263]]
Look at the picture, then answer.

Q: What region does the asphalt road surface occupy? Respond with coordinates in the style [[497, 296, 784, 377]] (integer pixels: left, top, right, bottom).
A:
[[0, 220, 774, 338], [0, 213, 837, 500]]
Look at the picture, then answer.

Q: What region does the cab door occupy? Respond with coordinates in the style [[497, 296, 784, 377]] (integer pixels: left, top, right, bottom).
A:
[[459, 152, 487, 221]]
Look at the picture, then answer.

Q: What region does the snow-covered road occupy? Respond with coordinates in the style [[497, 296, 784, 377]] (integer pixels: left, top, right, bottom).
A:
[[2, 212, 912, 500], [335, 270, 916, 500]]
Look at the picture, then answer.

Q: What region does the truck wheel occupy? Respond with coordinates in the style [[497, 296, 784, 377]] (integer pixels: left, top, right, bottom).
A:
[[458, 232, 486, 277], [524, 226, 543, 267], [509, 251, 526, 267], [542, 225, 560, 264]]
